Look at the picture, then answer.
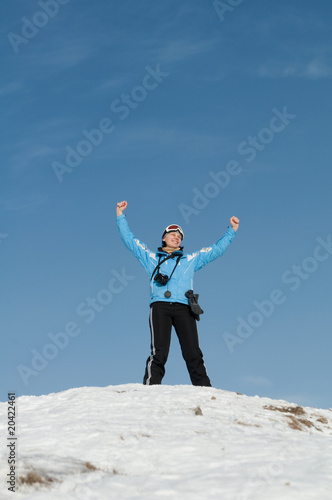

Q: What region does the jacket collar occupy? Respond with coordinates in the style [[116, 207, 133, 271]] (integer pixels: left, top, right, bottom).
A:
[[157, 246, 184, 257]]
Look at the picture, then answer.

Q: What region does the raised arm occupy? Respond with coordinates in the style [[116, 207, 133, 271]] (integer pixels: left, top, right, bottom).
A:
[[190, 216, 240, 272], [116, 200, 156, 273]]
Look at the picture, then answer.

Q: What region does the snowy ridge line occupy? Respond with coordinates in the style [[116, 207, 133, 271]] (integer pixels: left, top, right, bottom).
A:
[[0, 384, 331, 500]]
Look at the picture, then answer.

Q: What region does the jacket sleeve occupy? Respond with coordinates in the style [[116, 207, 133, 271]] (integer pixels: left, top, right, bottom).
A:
[[189, 226, 236, 272], [117, 214, 156, 273]]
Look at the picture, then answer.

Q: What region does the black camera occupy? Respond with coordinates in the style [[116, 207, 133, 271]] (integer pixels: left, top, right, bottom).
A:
[[154, 273, 169, 286]]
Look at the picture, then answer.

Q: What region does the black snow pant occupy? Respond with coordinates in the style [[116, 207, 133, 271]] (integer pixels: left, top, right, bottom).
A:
[[143, 301, 211, 387]]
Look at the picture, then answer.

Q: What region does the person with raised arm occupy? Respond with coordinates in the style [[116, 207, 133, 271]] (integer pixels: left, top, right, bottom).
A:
[[116, 200, 239, 386]]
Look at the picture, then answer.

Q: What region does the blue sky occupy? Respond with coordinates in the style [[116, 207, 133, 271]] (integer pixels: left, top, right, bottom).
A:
[[1, 0, 331, 409]]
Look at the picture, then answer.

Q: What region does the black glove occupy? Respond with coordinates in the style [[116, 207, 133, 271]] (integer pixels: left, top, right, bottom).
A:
[[185, 290, 204, 321]]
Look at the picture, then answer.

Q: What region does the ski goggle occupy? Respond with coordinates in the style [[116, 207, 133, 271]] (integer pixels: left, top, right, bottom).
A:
[[162, 224, 184, 240]]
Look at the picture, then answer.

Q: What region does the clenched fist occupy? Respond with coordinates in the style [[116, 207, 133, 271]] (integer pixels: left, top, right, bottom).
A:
[[116, 200, 128, 216], [230, 216, 239, 232]]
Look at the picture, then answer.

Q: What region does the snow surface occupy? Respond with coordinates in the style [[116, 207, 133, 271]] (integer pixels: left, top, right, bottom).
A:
[[1, 384, 332, 500]]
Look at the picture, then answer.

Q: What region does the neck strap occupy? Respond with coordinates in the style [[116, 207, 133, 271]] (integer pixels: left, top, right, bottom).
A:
[[150, 254, 181, 282]]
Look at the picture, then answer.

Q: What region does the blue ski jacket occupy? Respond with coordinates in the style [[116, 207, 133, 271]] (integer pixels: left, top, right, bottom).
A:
[[117, 214, 236, 305]]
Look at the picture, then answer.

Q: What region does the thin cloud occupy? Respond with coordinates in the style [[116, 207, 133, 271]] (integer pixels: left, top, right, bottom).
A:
[[243, 162, 277, 175], [89, 37, 219, 91], [0, 194, 48, 212], [0, 82, 23, 96], [257, 64, 298, 79], [20, 41, 96, 74], [303, 58, 332, 79], [91, 75, 133, 96], [279, 393, 322, 408], [240, 375, 272, 388], [257, 57, 332, 80], [7, 142, 59, 172], [146, 38, 218, 66], [4, 117, 87, 172], [96, 122, 230, 160]]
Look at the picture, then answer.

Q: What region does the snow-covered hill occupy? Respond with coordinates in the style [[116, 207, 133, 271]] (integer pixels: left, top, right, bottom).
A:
[[1, 384, 332, 500]]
